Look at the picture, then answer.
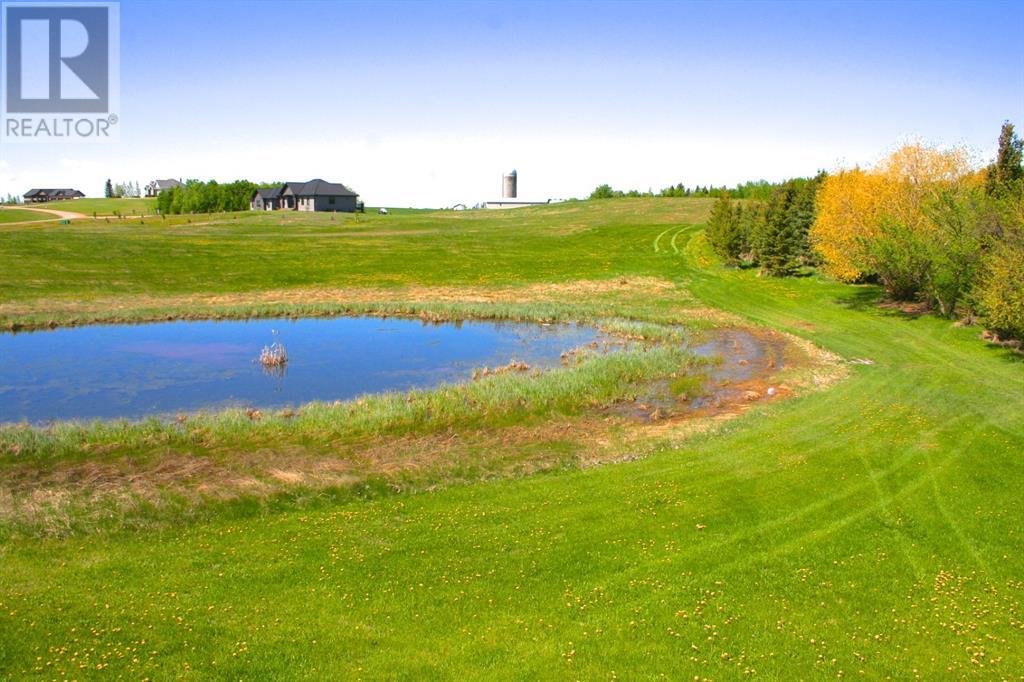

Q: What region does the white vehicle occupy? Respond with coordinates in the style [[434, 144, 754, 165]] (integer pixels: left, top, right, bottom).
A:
[[378, 207, 389, 215]]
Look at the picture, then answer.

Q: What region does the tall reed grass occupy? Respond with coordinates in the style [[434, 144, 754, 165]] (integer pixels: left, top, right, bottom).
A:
[[0, 346, 704, 464]]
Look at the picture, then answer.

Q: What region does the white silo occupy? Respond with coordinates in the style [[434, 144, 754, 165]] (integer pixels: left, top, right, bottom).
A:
[[502, 170, 517, 199]]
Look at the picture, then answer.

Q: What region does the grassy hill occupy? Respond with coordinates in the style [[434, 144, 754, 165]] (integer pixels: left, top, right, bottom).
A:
[[0, 198, 1021, 678], [0, 200, 712, 311], [42, 197, 158, 215]]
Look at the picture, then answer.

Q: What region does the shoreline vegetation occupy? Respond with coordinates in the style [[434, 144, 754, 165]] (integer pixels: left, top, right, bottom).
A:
[[1, 288, 708, 332], [0, 319, 838, 539], [0, 320, 794, 535], [0, 291, 839, 538]]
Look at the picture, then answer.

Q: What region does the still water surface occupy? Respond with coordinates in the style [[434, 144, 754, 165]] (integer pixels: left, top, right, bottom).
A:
[[0, 317, 604, 423]]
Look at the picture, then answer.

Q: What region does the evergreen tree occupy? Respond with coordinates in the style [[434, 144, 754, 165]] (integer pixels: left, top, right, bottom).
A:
[[986, 121, 1024, 196], [748, 175, 825, 275], [740, 201, 765, 258], [705, 193, 747, 265], [705, 193, 732, 259], [104, 179, 113, 198], [784, 172, 825, 263], [751, 183, 802, 276]]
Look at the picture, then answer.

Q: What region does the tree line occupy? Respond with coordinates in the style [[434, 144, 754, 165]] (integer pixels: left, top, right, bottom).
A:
[[705, 173, 825, 277], [155, 180, 259, 215], [104, 179, 143, 198], [588, 179, 792, 201], [703, 122, 1023, 340], [810, 123, 1023, 339], [658, 180, 783, 200]]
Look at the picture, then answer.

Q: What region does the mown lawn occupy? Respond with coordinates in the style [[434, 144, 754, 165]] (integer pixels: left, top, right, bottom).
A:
[[0, 199, 1021, 678], [41, 197, 157, 216], [0, 200, 711, 306], [0, 208, 50, 224]]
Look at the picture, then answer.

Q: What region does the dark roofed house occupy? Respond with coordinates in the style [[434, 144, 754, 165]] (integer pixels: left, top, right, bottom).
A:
[[295, 179, 358, 212], [23, 188, 85, 203], [279, 182, 308, 211], [251, 186, 283, 211], [253, 179, 359, 213], [145, 179, 184, 197]]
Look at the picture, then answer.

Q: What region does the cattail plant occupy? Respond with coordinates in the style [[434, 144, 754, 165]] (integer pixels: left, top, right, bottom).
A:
[[259, 330, 288, 369]]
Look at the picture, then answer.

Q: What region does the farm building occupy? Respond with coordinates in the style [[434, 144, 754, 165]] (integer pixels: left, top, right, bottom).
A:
[[145, 179, 184, 196], [483, 169, 559, 209], [250, 179, 359, 212], [23, 188, 85, 203]]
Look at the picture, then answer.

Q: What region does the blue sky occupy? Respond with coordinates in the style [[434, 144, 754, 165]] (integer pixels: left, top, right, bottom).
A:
[[1, 0, 1021, 206]]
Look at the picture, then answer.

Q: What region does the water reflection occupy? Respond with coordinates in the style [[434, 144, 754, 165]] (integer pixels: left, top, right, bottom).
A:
[[0, 316, 604, 423]]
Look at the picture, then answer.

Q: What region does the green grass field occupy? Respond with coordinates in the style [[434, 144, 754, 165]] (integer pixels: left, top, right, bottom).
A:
[[0, 199, 1021, 678], [0, 208, 51, 223], [41, 197, 158, 215], [0, 201, 711, 310]]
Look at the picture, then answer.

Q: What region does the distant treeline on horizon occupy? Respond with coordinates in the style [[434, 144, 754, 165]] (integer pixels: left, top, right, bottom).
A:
[[588, 178, 816, 201]]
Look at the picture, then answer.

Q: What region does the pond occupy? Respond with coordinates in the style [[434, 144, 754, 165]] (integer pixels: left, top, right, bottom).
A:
[[0, 317, 607, 424]]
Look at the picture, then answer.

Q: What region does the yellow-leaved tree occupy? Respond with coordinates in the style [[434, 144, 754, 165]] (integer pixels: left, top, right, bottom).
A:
[[811, 168, 885, 281], [810, 144, 973, 282]]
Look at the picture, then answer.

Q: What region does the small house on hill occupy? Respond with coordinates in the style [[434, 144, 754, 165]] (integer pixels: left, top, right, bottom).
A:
[[145, 179, 184, 197], [250, 179, 359, 212], [23, 188, 85, 203]]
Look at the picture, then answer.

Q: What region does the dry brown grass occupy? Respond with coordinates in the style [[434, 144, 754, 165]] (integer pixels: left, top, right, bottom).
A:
[[0, 276, 739, 331], [0, 276, 668, 315]]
